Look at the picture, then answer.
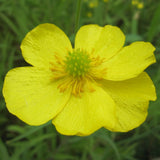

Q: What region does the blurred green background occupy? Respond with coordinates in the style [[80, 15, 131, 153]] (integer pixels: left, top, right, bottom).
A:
[[0, 0, 160, 159]]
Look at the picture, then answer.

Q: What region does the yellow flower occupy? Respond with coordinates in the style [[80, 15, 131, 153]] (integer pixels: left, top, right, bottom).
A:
[[132, 0, 144, 9], [89, 0, 98, 8], [132, 0, 139, 5], [137, 2, 144, 9], [3, 24, 156, 136]]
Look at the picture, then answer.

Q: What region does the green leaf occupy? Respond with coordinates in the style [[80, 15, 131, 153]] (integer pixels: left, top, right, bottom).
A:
[[7, 122, 51, 144], [147, 3, 160, 41], [0, 139, 10, 160]]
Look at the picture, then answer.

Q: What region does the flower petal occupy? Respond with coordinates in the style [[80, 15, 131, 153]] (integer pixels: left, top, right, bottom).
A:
[[52, 84, 116, 136], [103, 41, 156, 81], [21, 23, 72, 69], [3, 67, 70, 125], [75, 24, 125, 60], [100, 72, 156, 132]]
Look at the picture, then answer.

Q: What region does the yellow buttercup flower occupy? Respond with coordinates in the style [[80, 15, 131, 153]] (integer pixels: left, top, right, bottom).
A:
[[89, 0, 98, 8], [132, 0, 139, 5], [137, 2, 144, 9], [132, 0, 144, 9], [3, 24, 156, 136]]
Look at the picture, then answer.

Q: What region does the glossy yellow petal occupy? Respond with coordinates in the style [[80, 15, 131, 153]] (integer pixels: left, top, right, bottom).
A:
[[3, 67, 70, 125], [21, 23, 72, 69], [75, 24, 125, 60], [104, 42, 156, 80], [52, 84, 116, 136], [100, 72, 156, 132]]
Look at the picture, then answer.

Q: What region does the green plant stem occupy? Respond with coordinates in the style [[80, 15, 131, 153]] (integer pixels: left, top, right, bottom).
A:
[[131, 11, 140, 34], [75, 0, 82, 34]]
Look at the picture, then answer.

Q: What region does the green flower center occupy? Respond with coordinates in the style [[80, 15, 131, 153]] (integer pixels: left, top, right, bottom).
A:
[[65, 49, 91, 77]]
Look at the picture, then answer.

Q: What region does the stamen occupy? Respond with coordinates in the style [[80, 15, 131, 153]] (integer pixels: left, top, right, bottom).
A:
[[49, 61, 66, 80], [49, 49, 107, 97], [89, 56, 107, 80]]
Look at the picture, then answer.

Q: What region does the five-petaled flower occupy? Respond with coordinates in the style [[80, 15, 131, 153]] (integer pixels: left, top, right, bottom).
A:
[[3, 23, 156, 136]]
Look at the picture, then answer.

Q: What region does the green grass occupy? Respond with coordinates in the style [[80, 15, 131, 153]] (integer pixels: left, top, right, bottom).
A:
[[0, 0, 160, 159]]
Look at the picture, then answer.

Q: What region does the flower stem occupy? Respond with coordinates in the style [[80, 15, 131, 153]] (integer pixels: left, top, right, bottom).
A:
[[75, 0, 82, 34]]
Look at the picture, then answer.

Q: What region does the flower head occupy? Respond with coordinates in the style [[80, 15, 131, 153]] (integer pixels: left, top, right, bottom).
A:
[[3, 23, 156, 136], [137, 2, 144, 9], [132, 0, 144, 9], [88, 0, 98, 8], [103, 0, 109, 3]]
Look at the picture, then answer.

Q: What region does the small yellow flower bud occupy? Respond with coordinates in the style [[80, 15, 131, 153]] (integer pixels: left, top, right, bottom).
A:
[[87, 12, 93, 18], [89, 1, 98, 8], [132, 0, 138, 5], [103, 0, 109, 2], [137, 2, 144, 9]]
